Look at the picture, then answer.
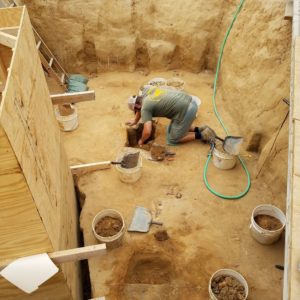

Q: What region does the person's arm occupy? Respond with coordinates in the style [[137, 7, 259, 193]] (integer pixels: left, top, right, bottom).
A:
[[138, 121, 152, 146], [126, 111, 141, 126]]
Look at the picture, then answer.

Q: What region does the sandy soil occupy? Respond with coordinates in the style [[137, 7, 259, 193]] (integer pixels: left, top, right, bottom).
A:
[[61, 71, 285, 300]]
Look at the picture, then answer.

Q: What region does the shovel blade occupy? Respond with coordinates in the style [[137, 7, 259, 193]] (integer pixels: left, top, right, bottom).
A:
[[223, 136, 243, 156], [128, 206, 152, 232]]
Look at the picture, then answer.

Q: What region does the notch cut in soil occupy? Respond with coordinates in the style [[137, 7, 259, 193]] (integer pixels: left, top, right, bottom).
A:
[[254, 214, 282, 231], [95, 216, 123, 237], [125, 253, 173, 284]]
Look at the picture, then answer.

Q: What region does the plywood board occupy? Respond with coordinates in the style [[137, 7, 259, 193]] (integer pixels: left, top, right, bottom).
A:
[[0, 7, 22, 27], [289, 174, 300, 300], [294, 120, 300, 176], [293, 38, 300, 121], [0, 7, 80, 300]]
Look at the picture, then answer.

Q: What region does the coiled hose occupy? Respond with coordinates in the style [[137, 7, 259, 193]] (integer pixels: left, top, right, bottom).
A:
[[203, 0, 251, 199]]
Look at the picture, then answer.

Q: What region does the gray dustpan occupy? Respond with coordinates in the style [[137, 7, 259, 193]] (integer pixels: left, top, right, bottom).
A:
[[128, 206, 163, 233], [215, 136, 243, 156]]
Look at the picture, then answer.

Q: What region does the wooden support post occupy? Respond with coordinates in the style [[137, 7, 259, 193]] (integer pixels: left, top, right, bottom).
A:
[[285, 1, 293, 20], [0, 31, 16, 48], [0, 244, 106, 271], [50, 91, 96, 105], [70, 161, 112, 176]]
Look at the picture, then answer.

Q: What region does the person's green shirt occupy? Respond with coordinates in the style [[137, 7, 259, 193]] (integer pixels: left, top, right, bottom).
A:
[[141, 87, 192, 123]]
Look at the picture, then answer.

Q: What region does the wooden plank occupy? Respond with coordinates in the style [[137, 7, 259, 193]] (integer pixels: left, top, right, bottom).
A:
[[285, 1, 293, 20], [49, 244, 106, 264], [0, 26, 19, 36], [0, 272, 72, 300], [0, 7, 22, 27], [0, 7, 81, 300], [0, 244, 106, 270], [0, 52, 7, 84], [0, 31, 16, 48], [294, 120, 300, 176], [289, 174, 300, 300], [293, 36, 300, 121], [51, 91, 96, 105], [70, 161, 112, 175]]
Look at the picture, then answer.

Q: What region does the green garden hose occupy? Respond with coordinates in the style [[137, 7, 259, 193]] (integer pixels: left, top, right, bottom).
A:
[[203, 0, 251, 199]]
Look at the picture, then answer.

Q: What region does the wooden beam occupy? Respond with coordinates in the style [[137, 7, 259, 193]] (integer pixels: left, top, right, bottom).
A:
[[0, 31, 16, 48], [0, 244, 106, 270], [285, 1, 293, 20], [70, 161, 111, 175], [50, 90, 96, 105], [49, 244, 106, 264], [0, 26, 19, 37]]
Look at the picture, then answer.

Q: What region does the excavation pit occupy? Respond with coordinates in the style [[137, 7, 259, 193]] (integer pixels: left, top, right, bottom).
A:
[[124, 253, 174, 285], [5, 0, 291, 299]]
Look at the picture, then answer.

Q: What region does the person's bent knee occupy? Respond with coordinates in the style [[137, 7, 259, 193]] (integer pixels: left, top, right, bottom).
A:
[[169, 137, 179, 144]]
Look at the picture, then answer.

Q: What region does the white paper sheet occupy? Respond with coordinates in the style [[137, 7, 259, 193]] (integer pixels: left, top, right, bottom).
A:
[[0, 253, 59, 293]]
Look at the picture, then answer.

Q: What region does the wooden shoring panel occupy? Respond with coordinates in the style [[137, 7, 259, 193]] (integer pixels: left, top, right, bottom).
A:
[[0, 7, 80, 300], [285, 37, 300, 300], [293, 37, 300, 121], [0, 6, 22, 27], [0, 272, 72, 300], [0, 31, 16, 48], [289, 173, 300, 300]]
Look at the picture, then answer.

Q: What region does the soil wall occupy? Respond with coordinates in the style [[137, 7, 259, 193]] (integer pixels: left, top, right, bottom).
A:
[[214, 0, 291, 195], [23, 0, 225, 73]]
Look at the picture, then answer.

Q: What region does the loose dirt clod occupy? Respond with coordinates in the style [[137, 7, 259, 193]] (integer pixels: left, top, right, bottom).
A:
[[154, 230, 169, 241], [211, 275, 246, 300], [95, 216, 123, 237], [254, 214, 282, 231]]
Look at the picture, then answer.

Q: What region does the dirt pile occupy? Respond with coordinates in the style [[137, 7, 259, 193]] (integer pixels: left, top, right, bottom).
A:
[[95, 216, 123, 237], [211, 275, 246, 300], [254, 214, 283, 231]]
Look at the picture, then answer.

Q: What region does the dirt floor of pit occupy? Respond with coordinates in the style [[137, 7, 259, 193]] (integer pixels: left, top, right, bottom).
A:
[[61, 71, 285, 300]]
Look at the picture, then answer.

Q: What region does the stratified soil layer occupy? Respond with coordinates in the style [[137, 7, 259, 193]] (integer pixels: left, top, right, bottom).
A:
[[211, 275, 246, 300], [254, 214, 282, 231], [95, 216, 123, 237]]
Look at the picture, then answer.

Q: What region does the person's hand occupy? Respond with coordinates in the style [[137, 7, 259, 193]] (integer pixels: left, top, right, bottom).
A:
[[200, 126, 216, 144], [126, 120, 137, 126], [138, 139, 143, 147]]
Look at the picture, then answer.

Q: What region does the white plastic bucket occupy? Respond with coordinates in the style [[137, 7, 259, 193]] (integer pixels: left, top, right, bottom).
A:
[[209, 269, 249, 300], [115, 149, 142, 183], [250, 204, 286, 245], [212, 146, 236, 170], [92, 209, 125, 249], [55, 105, 78, 132]]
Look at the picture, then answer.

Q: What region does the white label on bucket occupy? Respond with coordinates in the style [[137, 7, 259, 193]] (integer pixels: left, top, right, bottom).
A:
[[0, 253, 58, 293]]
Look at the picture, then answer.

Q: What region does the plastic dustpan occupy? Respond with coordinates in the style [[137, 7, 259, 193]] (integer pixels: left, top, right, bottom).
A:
[[216, 136, 243, 156], [128, 206, 163, 233]]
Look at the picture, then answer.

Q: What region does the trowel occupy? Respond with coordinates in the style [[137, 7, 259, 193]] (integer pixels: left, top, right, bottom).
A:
[[128, 206, 163, 233], [215, 136, 243, 156], [111, 152, 140, 169]]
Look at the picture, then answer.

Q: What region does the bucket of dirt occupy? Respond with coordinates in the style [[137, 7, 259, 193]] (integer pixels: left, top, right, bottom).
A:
[[92, 209, 125, 249], [250, 204, 286, 245], [115, 148, 142, 183], [212, 141, 236, 170], [55, 105, 78, 132], [209, 269, 249, 300]]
